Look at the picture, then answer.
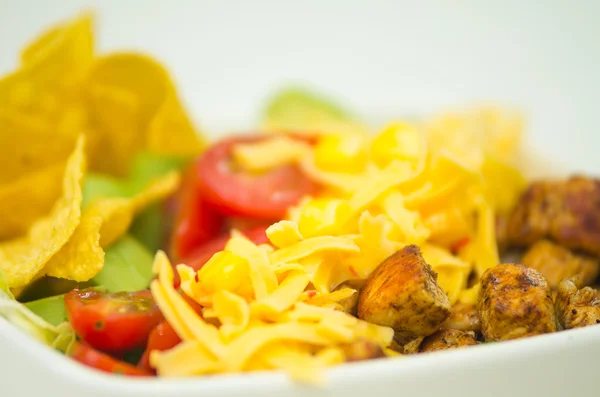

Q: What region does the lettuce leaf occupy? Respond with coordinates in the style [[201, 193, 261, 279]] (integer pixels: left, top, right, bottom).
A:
[[0, 269, 75, 353], [82, 151, 185, 251], [262, 86, 356, 132], [24, 294, 68, 326], [92, 235, 154, 292]]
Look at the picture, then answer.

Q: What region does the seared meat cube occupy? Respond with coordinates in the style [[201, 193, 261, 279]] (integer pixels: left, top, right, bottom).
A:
[[506, 180, 560, 246], [442, 302, 481, 332], [341, 339, 385, 362], [357, 245, 451, 343], [555, 277, 600, 329], [336, 279, 365, 316], [522, 240, 599, 289], [388, 335, 425, 355], [478, 263, 557, 341], [507, 176, 600, 257], [420, 328, 478, 353]]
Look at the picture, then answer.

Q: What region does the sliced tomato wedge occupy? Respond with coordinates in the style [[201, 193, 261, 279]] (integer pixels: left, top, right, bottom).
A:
[[196, 135, 319, 220], [181, 225, 270, 273], [169, 164, 224, 260], [71, 342, 152, 376], [65, 289, 163, 352], [137, 321, 181, 372]]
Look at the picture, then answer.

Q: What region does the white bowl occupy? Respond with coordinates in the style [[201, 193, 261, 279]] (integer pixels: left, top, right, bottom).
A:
[[2, 317, 600, 397], [1, 1, 599, 396]]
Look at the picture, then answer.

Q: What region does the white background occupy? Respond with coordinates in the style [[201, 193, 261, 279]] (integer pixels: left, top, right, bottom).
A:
[[0, 0, 599, 168]]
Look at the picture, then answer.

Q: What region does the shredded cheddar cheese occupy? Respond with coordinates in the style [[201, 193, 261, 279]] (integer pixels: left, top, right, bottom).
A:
[[232, 135, 311, 173], [151, 249, 394, 381], [151, 106, 525, 383]]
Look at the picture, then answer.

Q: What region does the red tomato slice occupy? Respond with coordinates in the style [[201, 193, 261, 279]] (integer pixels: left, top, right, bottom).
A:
[[71, 342, 152, 376], [65, 289, 163, 352], [169, 165, 224, 260], [196, 135, 319, 220], [137, 321, 181, 372], [181, 225, 270, 273]]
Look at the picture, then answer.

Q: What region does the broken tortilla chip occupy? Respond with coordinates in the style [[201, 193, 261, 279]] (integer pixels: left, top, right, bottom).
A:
[[0, 135, 85, 288], [84, 53, 204, 176], [0, 110, 77, 185], [42, 172, 180, 282], [0, 162, 65, 240], [19, 12, 94, 87]]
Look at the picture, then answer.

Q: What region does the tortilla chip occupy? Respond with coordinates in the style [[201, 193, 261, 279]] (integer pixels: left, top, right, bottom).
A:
[[84, 83, 141, 175], [0, 162, 65, 240], [0, 110, 77, 182], [0, 13, 92, 186], [43, 172, 180, 281], [19, 13, 94, 89], [0, 13, 93, 117], [0, 136, 85, 288], [84, 53, 204, 175]]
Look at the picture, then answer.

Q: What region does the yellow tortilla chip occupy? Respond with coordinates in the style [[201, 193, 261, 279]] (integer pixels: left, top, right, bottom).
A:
[[0, 110, 77, 185], [84, 53, 204, 175], [43, 172, 180, 281], [0, 12, 92, 213], [0, 136, 85, 288], [84, 83, 141, 176], [0, 13, 93, 107], [19, 13, 94, 87], [0, 162, 65, 240]]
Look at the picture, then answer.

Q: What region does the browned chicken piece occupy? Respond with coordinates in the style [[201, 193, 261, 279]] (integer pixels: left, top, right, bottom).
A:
[[522, 240, 599, 289], [478, 263, 557, 341], [507, 176, 600, 257], [340, 339, 385, 362], [388, 335, 425, 355], [357, 245, 451, 344], [555, 277, 600, 329], [336, 279, 365, 316], [420, 329, 478, 353], [442, 302, 481, 332]]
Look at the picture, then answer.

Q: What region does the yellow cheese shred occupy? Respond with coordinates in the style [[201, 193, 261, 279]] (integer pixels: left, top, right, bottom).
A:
[[226, 235, 278, 299], [232, 135, 311, 173], [269, 235, 359, 266], [266, 220, 303, 248], [151, 341, 220, 376], [212, 290, 250, 341], [252, 271, 310, 318]]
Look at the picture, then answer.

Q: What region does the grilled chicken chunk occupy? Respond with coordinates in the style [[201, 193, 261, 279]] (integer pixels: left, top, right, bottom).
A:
[[420, 328, 478, 353], [478, 264, 557, 341], [388, 335, 425, 355], [341, 339, 385, 362], [442, 302, 481, 332], [555, 277, 600, 329], [507, 176, 600, 256], [357, 245, 451, 343], [522, 240, 599, 289]]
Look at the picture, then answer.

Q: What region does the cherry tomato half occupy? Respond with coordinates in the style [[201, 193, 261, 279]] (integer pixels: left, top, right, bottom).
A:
[[196, 135, 319, 220], [65, 289, 163, 352], [181, 225, 270, 272], [169, 165, 224, 260], [137, 321, 181, 372], [70, 342, 152, 376]]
